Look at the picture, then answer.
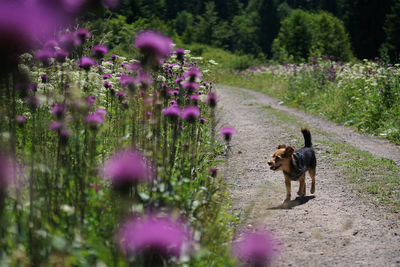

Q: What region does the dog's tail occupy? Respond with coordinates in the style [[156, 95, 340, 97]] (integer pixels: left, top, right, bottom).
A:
[[301, 127, 312, 147]]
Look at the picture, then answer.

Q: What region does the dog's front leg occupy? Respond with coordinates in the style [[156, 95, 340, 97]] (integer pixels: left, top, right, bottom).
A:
[[284, 176, 291, 201]]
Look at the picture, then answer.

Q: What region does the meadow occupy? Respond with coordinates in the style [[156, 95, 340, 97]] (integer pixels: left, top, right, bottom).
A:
[[215, 57, 400, 144]]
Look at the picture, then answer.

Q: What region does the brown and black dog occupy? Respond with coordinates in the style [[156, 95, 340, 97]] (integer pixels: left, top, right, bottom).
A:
[[268, 127, 316, 202]]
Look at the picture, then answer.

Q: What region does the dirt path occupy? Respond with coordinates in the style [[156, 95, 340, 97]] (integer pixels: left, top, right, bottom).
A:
[[216, 85, 400, 266]]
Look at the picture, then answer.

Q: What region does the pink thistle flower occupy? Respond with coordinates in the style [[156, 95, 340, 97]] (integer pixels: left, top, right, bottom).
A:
[[85, 113, 104, 129], [59, 33, 80, 52], [16, 115, 26, 125], [35, 49, 53, 67], [51, 103, 67, 119], [116, 213, 192, 258], [219, 126, 236, 142], [41, 74, 48, 83], [209, 167, 217, 177], [163, 106, 180, 120], [54, 49, 68, 63], [87, 96, 96, 107], [95, 108, 107, 118], [78, 57, 96, 71], [74, 28, 91, 44], [120, 74, 134, 88], [190, 94, 200, 103], [205, 91, 218, 108], [184, 67, 202, 82], [133, 70, 152, 88], [102, 73, 112, 79], [134, 31, 173, 66], [116, 90, 127, 100], [93, 44, 108, 58], [49, 121, 64, 131], [182, 106, 200, 122], [102, 149, 153, 189], [232, 230, 277, 267], [103, 81, 112, 89], [199, 117, 206, 124]]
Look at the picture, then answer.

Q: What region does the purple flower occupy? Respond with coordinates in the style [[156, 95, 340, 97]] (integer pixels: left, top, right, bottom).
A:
[[104, 81, 112, 89], [93, 45, 108, 58], [59, 33, 80, 52], [0, 2, 69, 73], [175, 77, 184, 85], [209, 167, 217, 177], [175, 48, 185, 62], [35, 49, 53, 67], [51, 103, 67, 119], [199, 117, 206, 124], [74, 28, 91, 44], [182, 81, 199, 93], [120, 74, 134, 88], [102, 73, 112, 79], [133, 70, 153, 89], [95, 108, 107, 118], [116, 90, 127, 99], [102, 149, 153, 189], [116, 213, 192, 257], [205, 91, 218, 108], [182, 106, 200, 122], [219, 126, 235, 142], [78, 57, 96, 70], [163, 106, 180, 120], [232, 230, 277, 267], [183, 67, 202, 82], [190, 94, 200, 103], [49, 121, 64, 131], [87, 96, 96, 107], [16, 115, 26, 125], [44, 39, 58, 51], [110, 54, 117, 61], [41, 74, 48, 83], [85, 113, 104, 129], [134, 31, 173, 66], [54, 49, 69, 63]]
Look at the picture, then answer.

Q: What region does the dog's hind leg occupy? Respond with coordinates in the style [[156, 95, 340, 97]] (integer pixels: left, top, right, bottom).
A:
[[297, 176, 306, 197], [309, 168, 316, 194]]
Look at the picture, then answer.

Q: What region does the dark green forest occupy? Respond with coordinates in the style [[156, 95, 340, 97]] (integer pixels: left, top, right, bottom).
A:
[[93, 0, 400, 62]]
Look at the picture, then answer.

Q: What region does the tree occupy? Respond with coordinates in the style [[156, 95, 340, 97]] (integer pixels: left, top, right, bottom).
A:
[[193, 2, 219, 45], [382, 0, 400, 61], [272, 9, 353, 62]]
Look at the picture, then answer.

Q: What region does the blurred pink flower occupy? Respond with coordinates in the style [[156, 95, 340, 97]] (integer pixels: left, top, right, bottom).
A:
[[116, 213, 192, 258], [134, 31, 172, 66]]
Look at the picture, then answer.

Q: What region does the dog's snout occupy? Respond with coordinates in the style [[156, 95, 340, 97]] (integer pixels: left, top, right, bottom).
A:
[[268, 161, 272, 166]]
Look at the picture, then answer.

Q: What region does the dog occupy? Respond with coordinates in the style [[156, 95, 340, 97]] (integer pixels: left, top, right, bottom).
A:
[[268, 127, 316, 202]]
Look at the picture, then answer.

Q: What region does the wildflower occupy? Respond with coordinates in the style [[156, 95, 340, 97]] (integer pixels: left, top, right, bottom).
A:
[[87, 96, 96, 107], [199, 117, 206, 124], [102, 149, 153, 189], [74, 28, 91, 44], [116, 213, 192, 258], [78, 57, 96, 71], [54, 49, 68, 63], [49, 121, 64, 131], [93, 45, 108, 59], [175, 77, 184, 85], [134, 31, 172, 67], [102, 73, 112, 79], [41, 74, 48, 83], [95, 108, 107, 118], [184, 67, 202, 82], [116, 90, 127, 100], [209, 167, 217, 177], [59, 33, 79, 52], [85, 113, 104, 129], [175, 48, 185, 62], [16, 115, 26, 125], [24, 96, 40, 111], [44, 39, 58, 51], [120, 74, 134, 88], [232, 230, 276, 267], [133, 70, 152, 89], [110, 54, 117, 61], [163, 106, 180, 120], [219, 127, 235, 142], [182, 81, 199, 93], [182, 106, 200, 122], [104, 81, 112, 89], [205, 91, 218, 108], [35, 49, 53, 67], [51, 103, 67, 120]]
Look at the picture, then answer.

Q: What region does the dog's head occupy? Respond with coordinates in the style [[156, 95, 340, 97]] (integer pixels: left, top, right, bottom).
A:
[[268, 145, 294, 171]]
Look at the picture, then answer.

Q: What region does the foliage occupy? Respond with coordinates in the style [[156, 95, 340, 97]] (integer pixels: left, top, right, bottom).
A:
[[0, 29, 239, 265], [216, 57, 400, 144], [272, 10, 353, 62]]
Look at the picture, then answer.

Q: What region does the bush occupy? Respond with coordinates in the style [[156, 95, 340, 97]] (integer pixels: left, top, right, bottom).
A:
[[272, 10, 353, 62]]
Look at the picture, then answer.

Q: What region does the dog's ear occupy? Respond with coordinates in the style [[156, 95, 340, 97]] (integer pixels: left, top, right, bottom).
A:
[[277, 144, 286, 149], [283, 146, 294, 157]]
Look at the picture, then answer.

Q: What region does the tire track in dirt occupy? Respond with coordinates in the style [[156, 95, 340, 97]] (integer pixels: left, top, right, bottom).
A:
[[216, 85, 400, 266]]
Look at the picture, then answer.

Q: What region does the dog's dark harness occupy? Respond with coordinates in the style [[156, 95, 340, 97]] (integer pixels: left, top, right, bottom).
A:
[[283, 151, 307, 181]]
